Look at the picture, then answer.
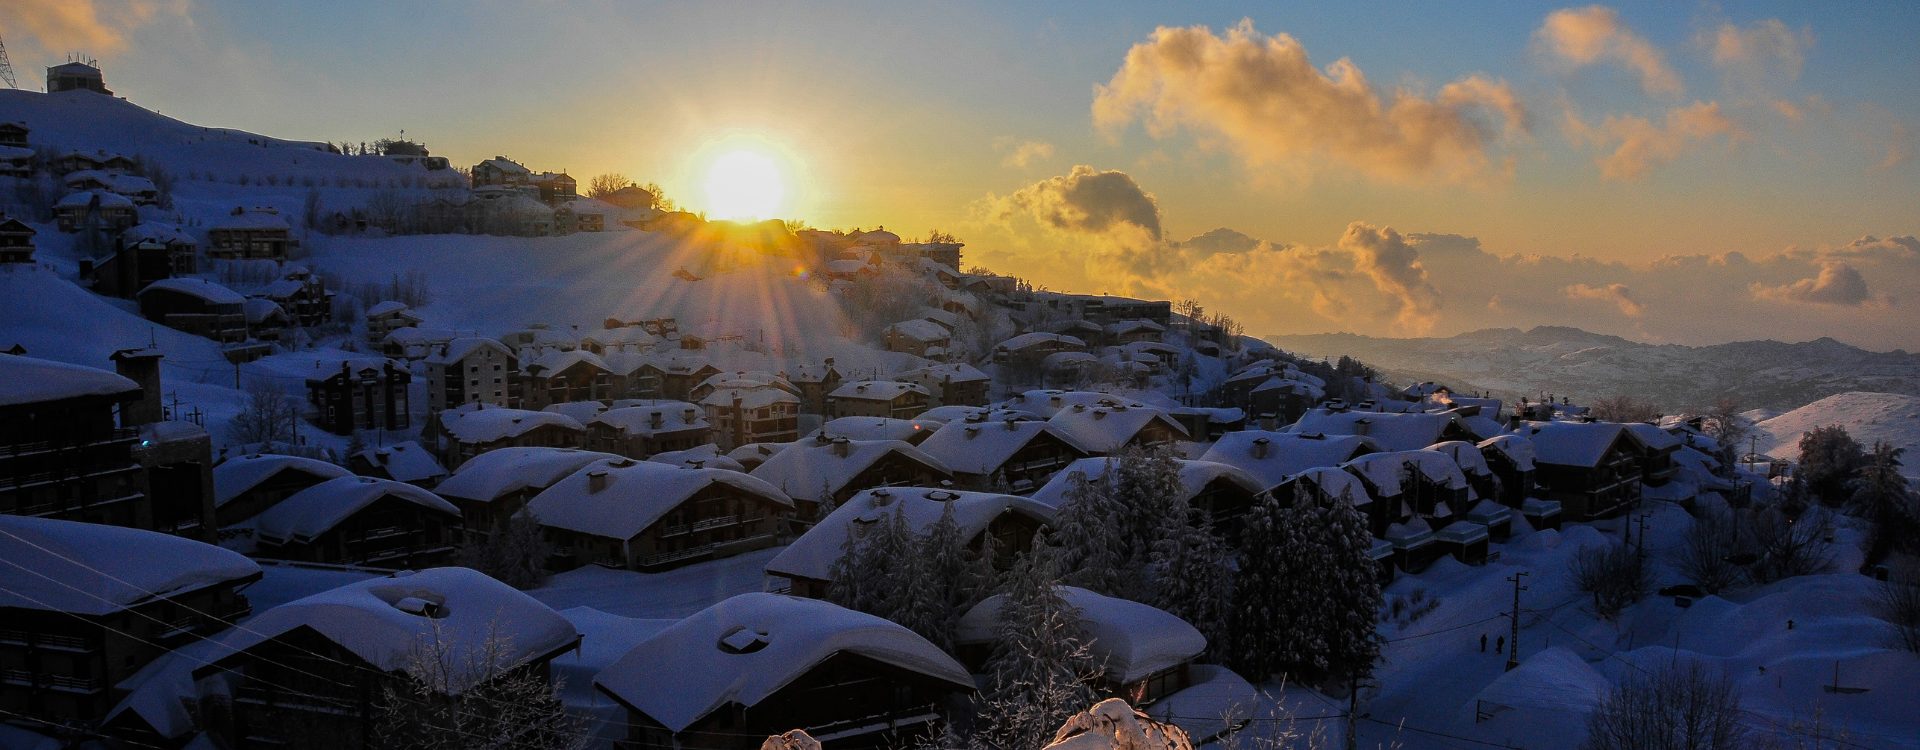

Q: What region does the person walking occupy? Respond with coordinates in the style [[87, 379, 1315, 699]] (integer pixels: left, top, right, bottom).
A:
[[1496, 635, 1506, 654], [1480, 633, 1488, 653]]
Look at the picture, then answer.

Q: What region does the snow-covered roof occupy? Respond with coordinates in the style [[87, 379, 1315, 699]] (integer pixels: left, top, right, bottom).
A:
[[1043, 351, 1100, 368], [433, 447, 619, 503], [1029, 457, 1264, 509], [120, 222, 195, 246], [580, 326, 659, 348], [700, 386, 800, 409], [212, 453, 352, 508], [441, 407, 585, 445], [0, 353, 140, 407], [1000, 332, 1086, 352], [1198, 431, 1379, 490], [1424, 440, 1492, 477], [828, 380, 929, 402], [0, 515, 259, 617], [1283, 466, 1373, 507], [525, 457, 789, 541], [203, 567, 577, 685], [645, 444, 746, 472], [767, 487, 1056, 583], [1623, 422, 1683, 452], [886, 319, 950, 343], [542, 400, 608, 424], [903, 362, 991, 385], [1341, 450, 1470, 495], [749, 437, 951, 502], [241, 297, 285, 325], [1477, 434, 1536, 472], [1523, 421, 1629, 468], [210, 210, 291, 231], [55, 189, 135, 209], [253, 476, 458, 544], [726, 441, 792, 465], [354, 441, 446, 484], [424, 336, 512, 365], [137, 277, 245, 306], [917, 419, 1083, 476], [595, 593, 970, 731], [1286, 408, 1456, 452], [1003, 390, 1150, 419], [365, 300, 409, 317], [957, 586, 1205, 684], [811, 416, 941, 443], [591, 402, 707, 436], [1474, 646, 1608, 713], [524, 348, 610, 376], [479, 157, 532, 175], [918, 405, 1039, 423], [1046, 404, 1188, 454]]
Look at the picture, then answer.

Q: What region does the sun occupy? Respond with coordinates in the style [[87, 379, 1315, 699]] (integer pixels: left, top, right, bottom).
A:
[[702, 149, 786, 221]]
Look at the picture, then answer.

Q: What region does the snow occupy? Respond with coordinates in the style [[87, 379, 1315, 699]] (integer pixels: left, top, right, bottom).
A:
[[1424, 440, 1492, 477], [593, 592, 972, 732], [432, 446, 620, 503], [1047, 404, 1188, 454], [211, 453, 353, 508], [749, 436, 951, 502], [366, 300, 409, 317], [1285, 466, 1373, 507], [1198, 431, 1378, 490], [1029, 457, 1265, 510], [440, 406, 585, 444], [139, 277, 247, 306], [1622, 422, 1683, 451], [887, 318, 949, 343], [0, 514, 260, 617], [1000, 331, 1087, 352], [0, 351, 140, 406], [523, 457, 790, 541], [701, 385, 799, 409], [1753, 391, 1920, 468], [1141, 664, 1259, 743], [645, 443, 746, 471], [56, 189, 135, 209], [917, 418, 1079, 475], [828, 379, 929, 401], [1478, 433, 1537, 471], [1286, 408, 1457, 452], [809, 416, 940, 443], [529, 547, 780, 619], [355, 440, 447, 483], [251, 475, 459, 543], [766, 487, 1055, 584], [203, 567, 578, 686], [542, 400, 608, 423], [957, 586, 1207, 684], [1524, 421, 1628, 468]]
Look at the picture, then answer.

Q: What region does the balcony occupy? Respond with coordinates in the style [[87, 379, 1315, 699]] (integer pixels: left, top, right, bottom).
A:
[[0, 668, 102, 694], [0, 629, 95, 652]]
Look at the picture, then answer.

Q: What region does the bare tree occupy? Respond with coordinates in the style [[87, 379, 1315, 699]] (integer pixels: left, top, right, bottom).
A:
[[587, 172, 631, 198], [1747, 506, 1833, 584], [1674, 507, 1746, 594], [1590, 395, 1662, 423], [1876, 564, 1920, 653], [229, 384, 299, 446], [1582, 661, 1749, 750], [1571, 542, 1651, 618], [374, 621, 586, 750]]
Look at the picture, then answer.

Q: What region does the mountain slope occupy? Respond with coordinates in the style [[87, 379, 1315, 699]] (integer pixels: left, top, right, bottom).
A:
[[1751, 392, 1920, 465], [1264, 327, 1920, 411]]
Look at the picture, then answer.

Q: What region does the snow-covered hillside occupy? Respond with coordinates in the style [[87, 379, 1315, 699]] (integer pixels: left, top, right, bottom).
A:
[[1267, 326, 1920, 412], [1752, 392, 1920, 466]]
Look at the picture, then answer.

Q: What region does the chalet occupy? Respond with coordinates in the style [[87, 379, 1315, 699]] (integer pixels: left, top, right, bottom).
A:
[[883, 319, 951, 358], [530, 171, 577, 204], [916, 416, 1087, 493], [595, 593, 973, 750], [1623, 422, 1683, 486], [1477, 434, 1559, 530], [433, 447, 617, 536], [1167, 406, 1247, 441], [646, 356, 723, 401], [1343, 450, 1482, 569], [767, 487, 1056, 597], [304, 359, 411, 435], [424, 337, 517, 412], [379, 325, 461, 360], [827, 380, 931, 420], [1426, 440, 1512, 540], [777, 360, 841, 414], [917, 257, 961, 288], [0, 216, 35, 264], [901, 362, 991, 407], [1219, 362, 1326, 423], [703, 386, 801, 451], [588, 401, 711, 458], [0, 141, 30, 179], [51, 149, 134, 175], [54, 190, 138, 233], [0, 121, 26, 148], [749, 436, 953, 519], [1046, 402, 1189, 455], [1286, 407, 1479, 452], [435, 405, 586, 469], [197, 568, 578, 749], [241, 298, 289, 339], [47, 61, 112, 94], [1272, 466, 1394, 581], [363, 301, 424, 344], [1198, 431, 1379, 493], [66, 171, 158, 205], [211, 453, 353, 528], [1524, 421, 1643, 522], [471, 156, 533, 186], [1103, 318, 1166, 345], [82, 223, 196, 297], [726, 442, 789, 472], [519, 350, 616, 409], [810, 416, 940, 445], [348, 440, 447, 487], [206, 207, 295, 261], [579, 325, 659, 355], [689, 371, 801, 404], [527, 457, 792, 571], [1040, 351, 1100, 388], [993, 332, 1087, 372], [957, 586, 1207, 709], [0, 355, 156, 531], [1002, 389, 1128, 419], [646, 444, 746, 471], [0, 516, 258, 726], [1033, 456, 1267, 537], [244, 476, 460, 567]]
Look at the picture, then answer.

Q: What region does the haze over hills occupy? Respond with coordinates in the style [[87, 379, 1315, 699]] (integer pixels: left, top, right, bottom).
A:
[[1264, 326, 1920, 412]]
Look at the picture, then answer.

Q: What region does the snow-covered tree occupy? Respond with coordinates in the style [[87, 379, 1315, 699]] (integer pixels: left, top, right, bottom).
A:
[[1316, 487, 1385, 683], [1798, 425, 1864, 505], [1149, 510, 1232, 660], [1049, 470, 1131, 597], [978, 539, 1101, 750], [374, 621, 586, 750], [909, 500, 982, 650], [453, 512, 552, 590], [1229, 487, 1381, 683], [1111, 445, 1190, 586], [1227, 492, 1294, 680], [1043, 698, 1194, 750], [1852, 442, 1916, 568], [828, 504, 921, 621]]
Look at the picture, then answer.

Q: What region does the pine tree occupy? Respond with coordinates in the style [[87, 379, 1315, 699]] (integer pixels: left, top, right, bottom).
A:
[[914, 500, 975, 650], [1111, 446, 1189, 580], [1852, 442, 1915, 568], [979, 538, 1100, 750], [1317, 487, 1385, 683], [1228, 492, 1292, 680], [1048, 471, 1130, 597], [825, 525, 866, 611], [1150, 509, 1233, 660]]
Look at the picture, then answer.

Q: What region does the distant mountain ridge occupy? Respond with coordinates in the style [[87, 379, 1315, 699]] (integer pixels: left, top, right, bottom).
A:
[[1263, 326, 1920, 412]]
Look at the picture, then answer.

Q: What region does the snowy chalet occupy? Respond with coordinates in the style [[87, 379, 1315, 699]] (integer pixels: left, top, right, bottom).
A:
[[206, 207, 295, 261], [305, 359, 412, 435], [54, 190, 138, 234], [901, 362, 991, 407], [749, 435, 954, 519], [1523, 421, 1644, 522], [1032, 456, 1268, 539], [0, 355, 157, 530], [136, 278, 249, 343], [211, 453, 352, 528], [527, 457, 792, 571], [424, 337, 518, 412], [434, 405, 586, 469], [0, 216, 35, 264], [587, 402, 711, 458], [826, 380, 931, 420], [956, 586, 1219, 712], [703, 386, 801, 450], [432, 447, 616, 536], [245, 476, 460, 567], [915, 416, 1088, 493], [1045, 402, 1189, 456], [767, 487, 1056, 597]]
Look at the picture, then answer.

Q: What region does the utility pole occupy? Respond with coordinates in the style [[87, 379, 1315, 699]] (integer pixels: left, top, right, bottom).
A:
[[1505, 571, 1529, 671], [1635, 512, 1653, 558]]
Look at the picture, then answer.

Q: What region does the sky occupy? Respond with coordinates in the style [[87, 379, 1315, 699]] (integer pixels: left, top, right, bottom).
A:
[[5, 0, 1919, 348]]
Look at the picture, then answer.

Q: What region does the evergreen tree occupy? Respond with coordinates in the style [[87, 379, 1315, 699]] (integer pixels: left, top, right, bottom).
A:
[[978, 539, 1100, 749], [452, 512, 552, 590], [1048, 470, 1130, 596], [1317, 487, 1385, 682], [905, 501, 969, 649], [825, 524, 865, 610], [1113, 445, 1191, 594], [1853, 442, 1915, 568], [1150, 509, 1233, 660], [1228, 492, 1292, 679]]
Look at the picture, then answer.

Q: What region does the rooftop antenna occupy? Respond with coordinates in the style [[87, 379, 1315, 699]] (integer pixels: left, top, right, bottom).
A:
[[0, 36, 17, 88]]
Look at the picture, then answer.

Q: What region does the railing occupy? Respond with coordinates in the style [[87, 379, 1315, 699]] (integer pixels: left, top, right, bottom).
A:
[[0, 668, 101, 693], [690, 514, 738, 531], [0, 429, 140, 459], [0, 629, 94, 651], [8, 490, 144, 515]]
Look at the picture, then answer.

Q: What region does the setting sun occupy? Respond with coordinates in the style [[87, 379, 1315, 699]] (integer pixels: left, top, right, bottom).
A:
[[702, 149, 786, 220]]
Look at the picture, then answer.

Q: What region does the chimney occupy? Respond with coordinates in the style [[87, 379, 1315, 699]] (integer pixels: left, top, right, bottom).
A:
[[1004, 418, 1018, 431], [111, 349, 164, 427], [1092, 409, 1106, 421], [832, 436, 851, 457], [587, 468, 609, 493], [732, 395, 745, 448], [1353, 417, 1372, 437], [649, 410, 664, 429], [1252, 436, 1270, 459], [964, 425, 980, 438], [871, 487, 892, 506], [824, 357, 836, 369]]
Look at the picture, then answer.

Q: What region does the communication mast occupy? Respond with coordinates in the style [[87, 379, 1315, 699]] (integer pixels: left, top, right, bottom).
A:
[[0, 36, 18, 89]]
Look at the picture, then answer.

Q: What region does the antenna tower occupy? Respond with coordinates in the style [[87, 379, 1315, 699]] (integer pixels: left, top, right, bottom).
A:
[[0, 37, 18, 88]]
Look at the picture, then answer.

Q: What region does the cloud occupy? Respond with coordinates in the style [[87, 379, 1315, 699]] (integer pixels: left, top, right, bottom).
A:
[[1563, 283, 1644, 316], [1535, 5, 1683, 98], [1567, 101, 1740, 180], [0, 0, 187, 57], [1175, 227, 1265, 257], [1092, 19, 1528, 186], [995, 138, 1056, 169], [991, 164, 1162, 240], [1751, 261, 1881, 306], [1706, 19, 1813, 80], [1338, 222, 1442, 333]]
